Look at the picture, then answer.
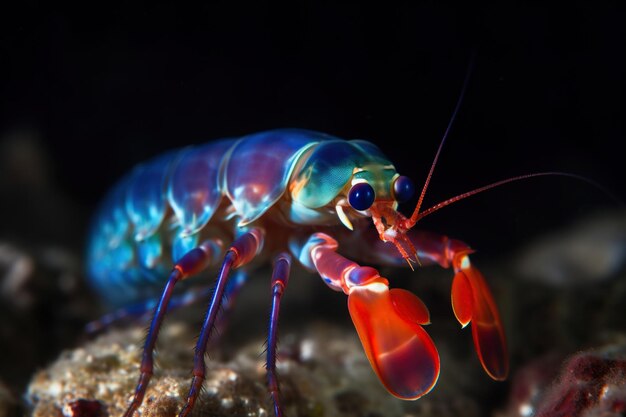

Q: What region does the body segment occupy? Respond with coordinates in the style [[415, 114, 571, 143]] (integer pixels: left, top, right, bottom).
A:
[[88, 129, 332, 304]]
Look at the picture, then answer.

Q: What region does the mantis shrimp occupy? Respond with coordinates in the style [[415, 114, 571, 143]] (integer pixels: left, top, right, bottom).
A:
[[86, 67, 574, 416]]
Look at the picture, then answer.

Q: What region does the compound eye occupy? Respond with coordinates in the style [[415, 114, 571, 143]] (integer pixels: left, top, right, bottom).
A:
[[348, 182, 375, 211], [393, 176, 415, 202]]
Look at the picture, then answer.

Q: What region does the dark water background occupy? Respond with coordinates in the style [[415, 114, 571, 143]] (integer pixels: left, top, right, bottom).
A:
[[2, 2, 625, 251], [1, 2, 625, 415]]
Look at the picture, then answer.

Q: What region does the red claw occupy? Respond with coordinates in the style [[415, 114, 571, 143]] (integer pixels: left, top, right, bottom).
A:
[[348, 283, 440, 400], [451, 270, 473, 327], [451, 259, 509, 380]]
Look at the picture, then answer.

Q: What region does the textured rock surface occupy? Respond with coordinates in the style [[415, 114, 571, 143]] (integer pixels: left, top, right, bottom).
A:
[[498, 338, 626, 417], [25, 320, 486, 417]]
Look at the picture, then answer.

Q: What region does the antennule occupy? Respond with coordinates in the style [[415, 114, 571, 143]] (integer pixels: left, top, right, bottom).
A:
[[408, 52, 476, 229]]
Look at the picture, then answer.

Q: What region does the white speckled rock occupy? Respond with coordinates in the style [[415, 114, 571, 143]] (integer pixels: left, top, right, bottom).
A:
[[25, 318, 483, 417]]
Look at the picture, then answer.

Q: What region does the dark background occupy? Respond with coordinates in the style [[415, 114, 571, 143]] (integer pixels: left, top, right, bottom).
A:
[[1, 1, 625, 259]]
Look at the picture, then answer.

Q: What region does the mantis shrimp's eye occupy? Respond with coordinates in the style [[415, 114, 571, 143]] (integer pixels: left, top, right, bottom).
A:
[[348, 182, 375, 211], [393, 175, 415, 202]]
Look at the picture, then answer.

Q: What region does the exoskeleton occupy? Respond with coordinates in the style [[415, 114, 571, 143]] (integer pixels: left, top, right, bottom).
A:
[[87, 126, 516, 417]]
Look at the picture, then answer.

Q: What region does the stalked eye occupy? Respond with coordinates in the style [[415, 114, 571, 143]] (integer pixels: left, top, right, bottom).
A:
[[393, 176, 415, 202], [348, 182, 375, 211]]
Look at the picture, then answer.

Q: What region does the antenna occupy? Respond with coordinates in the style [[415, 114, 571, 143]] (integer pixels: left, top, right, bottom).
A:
[[405, 51, 476, 229], [399, 51, 621, 231]]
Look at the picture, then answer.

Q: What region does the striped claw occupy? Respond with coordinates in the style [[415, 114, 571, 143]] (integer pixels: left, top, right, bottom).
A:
[[451, 256, 508, 380], [347, 282, 440, 400]]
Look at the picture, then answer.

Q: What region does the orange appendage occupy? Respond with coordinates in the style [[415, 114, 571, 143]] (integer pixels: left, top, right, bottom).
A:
[[451, 271, 473, 327], [348, 284, 440, 400], [451, 259, 509, 381], [389, 288, 431, 325]]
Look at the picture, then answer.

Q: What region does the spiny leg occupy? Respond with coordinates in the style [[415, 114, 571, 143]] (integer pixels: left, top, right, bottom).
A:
[[265, 252, 292, 417], [178, 228, 264, 417], [123, 240, 222, 417]]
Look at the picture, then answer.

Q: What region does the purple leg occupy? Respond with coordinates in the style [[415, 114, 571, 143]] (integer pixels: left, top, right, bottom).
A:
[[266, 252, 292, 417], [122, 240, 221, 417], [178, 228, 264, 417]]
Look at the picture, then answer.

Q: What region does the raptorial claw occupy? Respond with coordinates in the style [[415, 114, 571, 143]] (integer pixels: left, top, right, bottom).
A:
[[389, 288, 431, 325], [347, 282, 440, 400], [451, 269, 473, 328], [451, 256, 508, 380]]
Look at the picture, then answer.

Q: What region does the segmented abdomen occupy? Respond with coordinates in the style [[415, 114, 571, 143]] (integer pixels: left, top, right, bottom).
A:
[[86, 129, 333, 305]]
